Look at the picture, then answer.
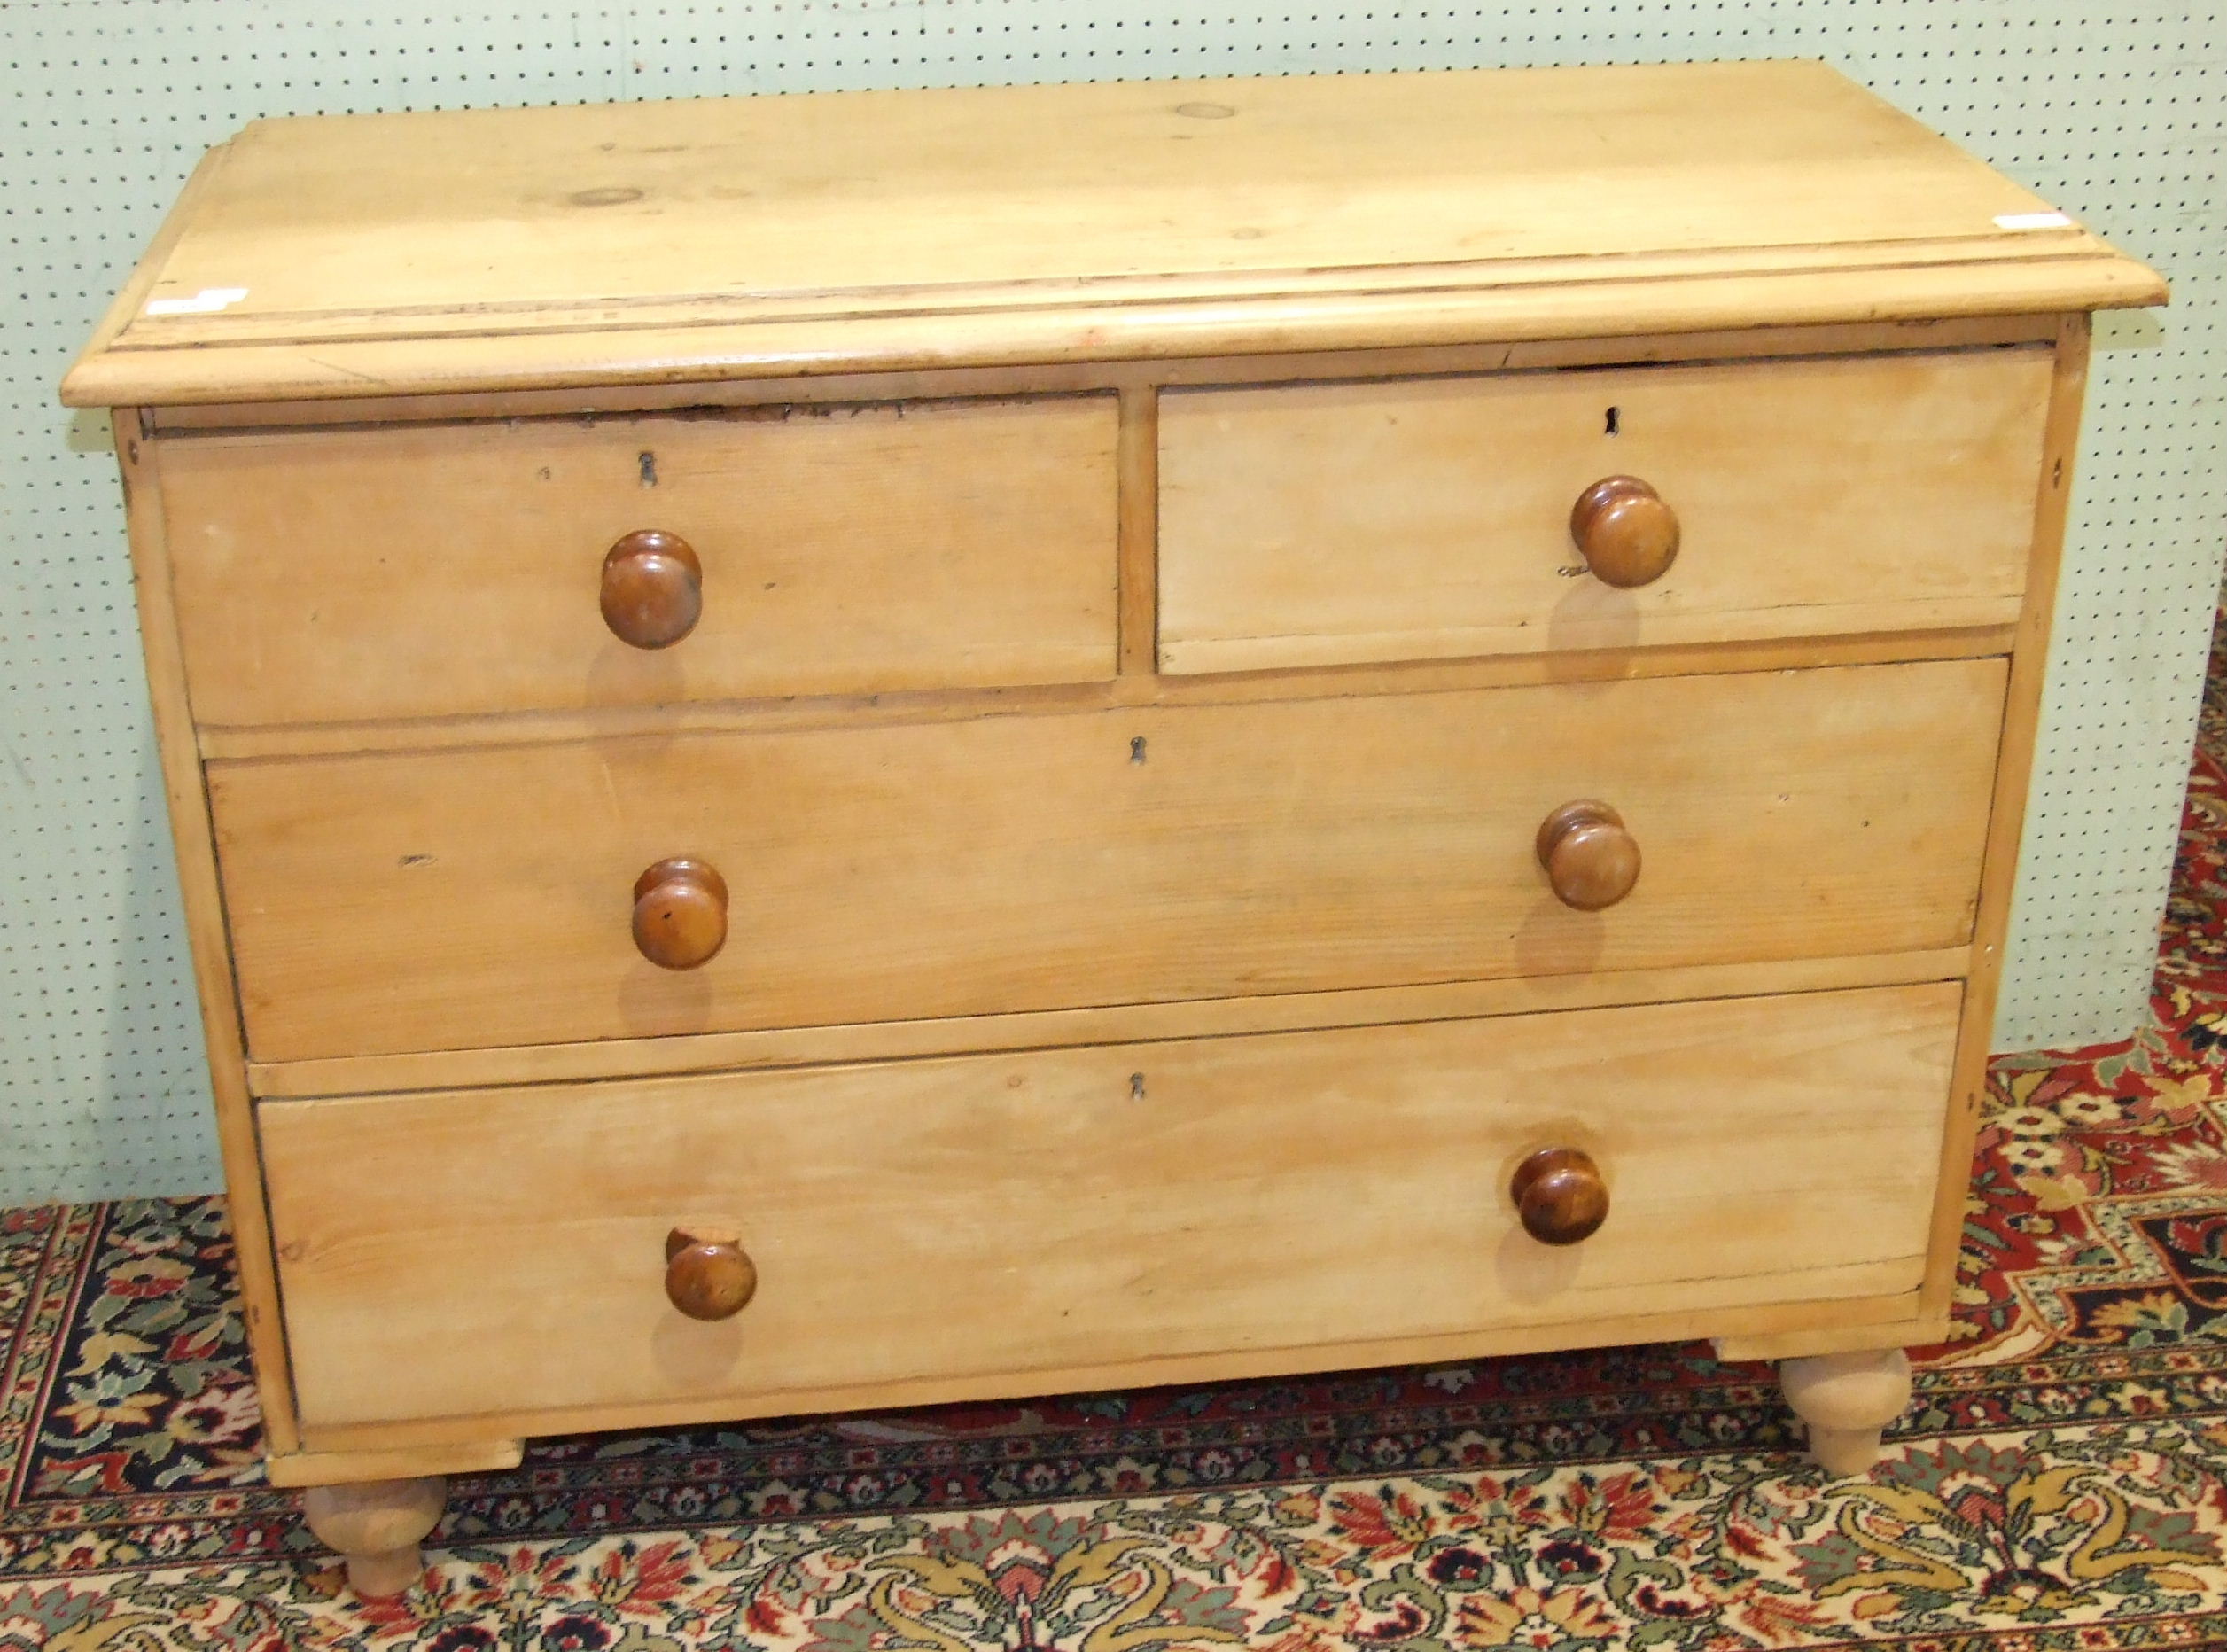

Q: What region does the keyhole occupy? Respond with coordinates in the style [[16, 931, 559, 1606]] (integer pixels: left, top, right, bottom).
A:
[[1130, 736, 1147, 764], [1130, 1072, 1146, 1100], [1604, 406, 1620, 436]]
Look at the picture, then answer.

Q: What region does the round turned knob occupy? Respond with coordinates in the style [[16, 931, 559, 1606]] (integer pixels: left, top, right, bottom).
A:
[[1511, 1147, 1609, 1246], [601, 530, 703, 649], [1536, 800, 1641, 911], [631, 858, 728, 970], [1569, 476, 1679, 588], [664, 1225, 758, 1321]]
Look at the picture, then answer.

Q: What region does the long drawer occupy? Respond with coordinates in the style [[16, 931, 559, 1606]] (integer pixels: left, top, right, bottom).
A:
[[264, 982, 1962, 1432], [1158, 348, 2051, 674], [159, 394, 1120, 725], [213, 658, 2005, 1064]]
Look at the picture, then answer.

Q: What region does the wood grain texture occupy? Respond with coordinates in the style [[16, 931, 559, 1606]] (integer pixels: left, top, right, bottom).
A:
[[159, 395, 1118, 726], [1569, 475, 1681, 589], [194, 624, 2023, 765], [210, 660, 2005, 1064], [1780, 1347, 1915, 1475], [1160, 348, 2052, 672], [300, 1476, 446, 1598], [60, 65, 2161, 406], [1920, 314, 2096, 1322], [76, 148, 232, 378], [66, 242, 2161, 411], [262, 984, 1960, 1431], [116, 432, 304, 1453], [1536, 800, 1643, 912], [598, 529, 703, 651], [64, 60, 2167, 1474], [662, 1226, 759, 1322], [141, 316, 2067, 433], [244, 947, 1974, 1100], [263, 1438, 525, 1489], [629, 858, 730, 972], [1116, 385, 1158, 675], [1509, 1147, 1611, 1245], [299, 1286, 1928, 1454], [1712, 1315, 1949, 1364]]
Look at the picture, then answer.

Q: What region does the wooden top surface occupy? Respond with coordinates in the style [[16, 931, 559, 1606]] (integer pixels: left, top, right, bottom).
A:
[[64, 60, 2164, 406]]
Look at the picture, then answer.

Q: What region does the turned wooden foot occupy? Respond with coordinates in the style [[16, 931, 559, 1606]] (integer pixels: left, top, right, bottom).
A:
[[1779, 1347, 1912, 1475], [301, 1475, 447, 1598]]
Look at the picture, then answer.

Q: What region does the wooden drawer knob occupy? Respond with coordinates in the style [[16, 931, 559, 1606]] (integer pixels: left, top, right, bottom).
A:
[[1536, 799, 1641, 911], [1511, 1147, 1608, 1245], [664, 1225, 758, 1321], [1569, 476, 1678, 588], [602, 529, 703, 649], [632, 858, 728, 970]]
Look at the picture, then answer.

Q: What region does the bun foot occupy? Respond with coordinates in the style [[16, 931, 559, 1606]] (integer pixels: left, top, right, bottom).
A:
[[301, 1474, 447, 1598], [1779, 1347, 1912, 1475]]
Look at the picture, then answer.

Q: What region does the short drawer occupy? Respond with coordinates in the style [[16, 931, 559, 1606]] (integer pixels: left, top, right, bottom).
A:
[[264, 982, 1959, 1432], [213, 658, 2004, 1064], [159, 394, 1119, 725], [1158, 348, 2051, 674]]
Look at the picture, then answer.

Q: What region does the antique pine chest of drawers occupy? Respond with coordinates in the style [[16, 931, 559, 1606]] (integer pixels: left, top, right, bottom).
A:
[[65, 60, 2165, 1597]]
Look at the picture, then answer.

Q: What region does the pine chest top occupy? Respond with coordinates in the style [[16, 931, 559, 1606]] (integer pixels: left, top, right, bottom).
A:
[[63, 58, 2162, 409]]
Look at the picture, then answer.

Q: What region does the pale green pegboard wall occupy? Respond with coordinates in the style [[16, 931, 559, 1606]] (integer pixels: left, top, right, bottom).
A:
[[2, 2, 2219, 1203]]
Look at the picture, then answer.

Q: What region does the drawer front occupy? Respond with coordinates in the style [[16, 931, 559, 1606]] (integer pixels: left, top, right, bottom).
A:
[[214, 658, 2004, 1064], [1159, 349, 2051, 674], [265, 983, 1961, 1430], [160, 395, 1119, 725]]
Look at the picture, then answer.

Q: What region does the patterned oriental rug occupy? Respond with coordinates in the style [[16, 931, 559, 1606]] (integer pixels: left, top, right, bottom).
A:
[[9, 626, 2227, 1650]]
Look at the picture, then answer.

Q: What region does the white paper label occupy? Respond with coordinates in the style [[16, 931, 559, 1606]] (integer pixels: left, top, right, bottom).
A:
[[144, 286, 250, 316], [1992, 211, 2075, 230]]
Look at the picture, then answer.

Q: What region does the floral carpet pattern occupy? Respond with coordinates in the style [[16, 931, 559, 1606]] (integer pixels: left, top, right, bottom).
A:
[[8, 627, 2227, 1648]]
